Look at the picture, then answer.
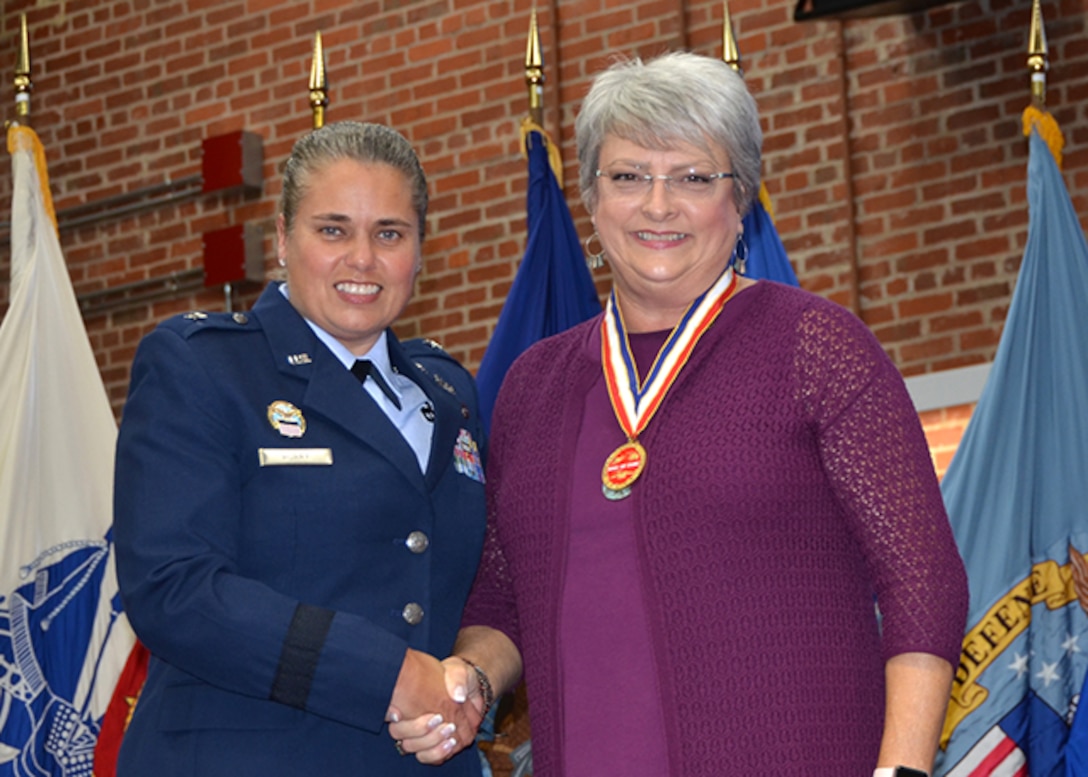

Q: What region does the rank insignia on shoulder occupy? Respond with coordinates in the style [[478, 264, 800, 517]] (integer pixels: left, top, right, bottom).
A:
[[183, 311, 208, 321], [452, 428, 485, 483], [433, 373, 456, 395], [267, 400, 306, 438], [423, 338, 445, 351]]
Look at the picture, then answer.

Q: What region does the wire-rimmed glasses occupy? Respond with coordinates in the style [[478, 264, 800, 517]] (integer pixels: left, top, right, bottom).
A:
[[595, 164, 735, 200]]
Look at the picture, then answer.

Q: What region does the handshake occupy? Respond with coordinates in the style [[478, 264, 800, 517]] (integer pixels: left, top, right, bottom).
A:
[[385, 648, 492, 764]]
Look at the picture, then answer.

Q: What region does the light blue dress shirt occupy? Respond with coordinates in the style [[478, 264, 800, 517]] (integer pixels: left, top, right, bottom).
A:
[[278, 283, 433, 471]]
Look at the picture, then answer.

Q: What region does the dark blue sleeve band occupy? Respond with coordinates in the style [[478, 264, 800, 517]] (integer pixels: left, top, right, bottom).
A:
[[269, 603, 335, 709]]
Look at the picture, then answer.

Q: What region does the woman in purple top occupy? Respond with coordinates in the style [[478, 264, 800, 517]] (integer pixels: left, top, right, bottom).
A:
[[390, 52, 968, 777]]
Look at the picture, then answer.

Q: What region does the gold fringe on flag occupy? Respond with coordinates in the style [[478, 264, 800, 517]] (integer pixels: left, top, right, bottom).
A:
[[519, 116, 564, 188], [758, 183, 776, 222], [1022, 105, 1064, 170], [7, 124, 57, 229]]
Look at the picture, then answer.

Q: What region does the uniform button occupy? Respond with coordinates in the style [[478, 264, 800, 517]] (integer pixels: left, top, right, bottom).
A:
[[232, 312, 249, 325], [405, 531, 429, 554], [402, 602, 424, 626]]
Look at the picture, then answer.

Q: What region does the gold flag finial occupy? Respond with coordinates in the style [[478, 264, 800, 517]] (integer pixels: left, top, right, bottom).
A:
[[1021, 0, 1063, 167], [519, 9, 564, 186], [14, 13, 32, 120], [722, 3, 741, 75], [1026, 0, 1048, 108], [525, 8, 544, 126], [309, 31, 328, 130]]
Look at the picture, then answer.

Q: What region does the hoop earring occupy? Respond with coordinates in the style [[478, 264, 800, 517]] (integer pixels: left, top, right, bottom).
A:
[[730, 233, 748, 276], [583, 232, 606, 270]]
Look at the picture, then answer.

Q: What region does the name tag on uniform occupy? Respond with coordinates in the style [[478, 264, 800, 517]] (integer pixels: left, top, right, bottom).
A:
[[258, 448, 333, 467]]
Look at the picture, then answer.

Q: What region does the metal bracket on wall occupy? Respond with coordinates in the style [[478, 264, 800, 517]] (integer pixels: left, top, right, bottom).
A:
[[55, 175, 204, 232], [0, 175, 203, 236], [76, 268, 206, 318]]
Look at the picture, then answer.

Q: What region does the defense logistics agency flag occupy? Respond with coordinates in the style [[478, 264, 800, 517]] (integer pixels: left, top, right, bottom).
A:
[[0, 126, 133, 773], [934, 129, 1088, 776], [475, 126, 601, 430]]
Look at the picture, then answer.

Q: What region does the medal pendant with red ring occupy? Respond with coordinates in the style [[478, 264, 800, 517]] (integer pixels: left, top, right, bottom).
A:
[[601, 439, 646, 500]]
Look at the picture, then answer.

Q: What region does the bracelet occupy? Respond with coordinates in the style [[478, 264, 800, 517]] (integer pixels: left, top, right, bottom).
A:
[[459, 657, 494, 716]]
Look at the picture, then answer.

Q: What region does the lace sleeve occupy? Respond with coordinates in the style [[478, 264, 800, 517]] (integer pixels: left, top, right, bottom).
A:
[[795, 303, 968, 665]]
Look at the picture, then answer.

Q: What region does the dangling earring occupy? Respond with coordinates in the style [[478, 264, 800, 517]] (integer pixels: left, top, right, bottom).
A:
[[584, 232, 606, 270], [278, 256, 287, 268], [731, 233, 748, 276]]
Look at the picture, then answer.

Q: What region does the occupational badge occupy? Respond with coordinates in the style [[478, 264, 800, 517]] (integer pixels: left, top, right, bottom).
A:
[[267, 400, 306, 438]]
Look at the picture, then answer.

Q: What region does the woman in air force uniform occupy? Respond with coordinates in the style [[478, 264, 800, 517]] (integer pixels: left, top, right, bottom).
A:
[[113, 122, 487, 776]]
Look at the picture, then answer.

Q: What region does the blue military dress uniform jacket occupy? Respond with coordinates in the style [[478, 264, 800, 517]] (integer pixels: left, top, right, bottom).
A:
[[113, 284, 486, 776]]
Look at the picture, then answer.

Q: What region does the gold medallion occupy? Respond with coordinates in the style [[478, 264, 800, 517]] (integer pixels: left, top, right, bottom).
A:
[[601, 440, 646, 496]]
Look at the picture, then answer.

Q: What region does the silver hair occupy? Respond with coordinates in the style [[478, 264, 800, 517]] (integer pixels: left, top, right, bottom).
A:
[[575, 51, 763, 216], [279, 121, 428, 240]]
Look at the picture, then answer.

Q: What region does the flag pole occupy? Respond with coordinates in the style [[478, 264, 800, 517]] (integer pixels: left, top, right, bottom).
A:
[[14, 13, 32, 123], [1021, 0, 1063, 168], [309, 30, 328, 130], [524, 9, 544, 127], [521, 8, 562, 185], [1026, 0, 1047, 110]]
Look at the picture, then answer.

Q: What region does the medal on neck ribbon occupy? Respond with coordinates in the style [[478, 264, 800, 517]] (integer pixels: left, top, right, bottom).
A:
[[600, 267, 738, 500]]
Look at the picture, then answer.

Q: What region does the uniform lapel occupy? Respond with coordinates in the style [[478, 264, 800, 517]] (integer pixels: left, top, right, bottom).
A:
[[253, 285, 425, 491], [388, 338, 462, 491]]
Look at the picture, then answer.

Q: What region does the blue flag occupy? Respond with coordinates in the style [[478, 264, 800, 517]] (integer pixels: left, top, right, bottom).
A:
[[475, 128, 601, 430], [934, 129, 1088, 776], [742, 195, 798, 285]]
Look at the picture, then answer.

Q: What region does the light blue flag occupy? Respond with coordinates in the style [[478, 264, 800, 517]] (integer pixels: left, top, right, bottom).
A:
[[934, 129, 1088, 777], [475, 128, 602, 431], [742, 197, 798, 286]]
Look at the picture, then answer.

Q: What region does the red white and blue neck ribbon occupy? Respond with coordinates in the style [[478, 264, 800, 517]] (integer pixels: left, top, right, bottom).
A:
[[601, 266, 738, 443]]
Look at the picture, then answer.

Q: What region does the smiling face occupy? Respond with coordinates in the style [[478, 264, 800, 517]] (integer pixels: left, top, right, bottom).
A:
[[591, 135, 743, 331], [277, 158, 422, 356]]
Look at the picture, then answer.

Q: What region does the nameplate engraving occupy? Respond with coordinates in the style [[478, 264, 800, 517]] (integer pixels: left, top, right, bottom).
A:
[[258, 448, 333, 466]]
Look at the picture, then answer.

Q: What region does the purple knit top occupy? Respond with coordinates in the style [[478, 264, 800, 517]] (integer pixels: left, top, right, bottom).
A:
[[463, 281, 968, 776]]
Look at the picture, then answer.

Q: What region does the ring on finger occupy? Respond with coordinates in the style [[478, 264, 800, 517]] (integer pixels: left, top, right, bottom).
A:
[[394, 740, 406, 756]]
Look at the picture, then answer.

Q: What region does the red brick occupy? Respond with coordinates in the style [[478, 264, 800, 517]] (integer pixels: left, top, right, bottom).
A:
[[898, 292, 954, 319]]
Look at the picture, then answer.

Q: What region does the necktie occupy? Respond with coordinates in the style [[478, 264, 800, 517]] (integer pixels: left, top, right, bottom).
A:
[[351, 360, 401, 410]]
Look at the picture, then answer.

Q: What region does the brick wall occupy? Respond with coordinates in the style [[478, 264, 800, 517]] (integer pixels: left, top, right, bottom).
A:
[[920, 402, 975, 478], [1, 0, 1086, 435]]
